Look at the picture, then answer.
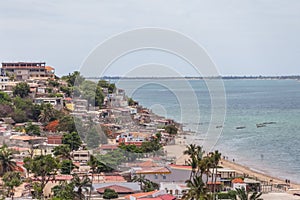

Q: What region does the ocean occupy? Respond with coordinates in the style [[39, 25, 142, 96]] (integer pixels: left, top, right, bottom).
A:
[[116, 79, 300, 184]]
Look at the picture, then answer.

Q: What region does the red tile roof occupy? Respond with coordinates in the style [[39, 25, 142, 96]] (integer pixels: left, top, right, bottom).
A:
[[96, 185, 133, 194], [158, 194, 176, 200], [124, 190, 158, 199], [139, 194, 176, 200], [232, 178, 244, 184]]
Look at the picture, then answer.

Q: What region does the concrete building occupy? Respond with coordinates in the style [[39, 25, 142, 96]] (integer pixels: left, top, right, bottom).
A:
[[2, 62, 55, 81]]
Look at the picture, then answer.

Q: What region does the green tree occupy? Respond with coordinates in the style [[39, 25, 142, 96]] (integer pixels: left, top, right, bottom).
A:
[[164, 124, 178, 135], [103, 188, 118, 199], [132, 175, 159, 192], [13, 82, 30, 98], [25, 122, 41, 136], [2, 171, 22, 200], [97, 80, 110, 88], [184, 144, 205, 180], [53, 144, 72, 160], [235, 188, 263, 200], [95, 86, 105, 107], [209, 150, 222, 198], [97, 80, 115, 93], [61, 71, 85, 87], [80, 80, 97, 106], [12, 97, 39, 122], [71, 174, 92, 200], [48, 79, 60, 87], [60, 160, 77, 174], [38, 103, 55, 124], [0, 145, 17, 176], [183, 174, 209, 200], [60, 85, 73, 97], [57, 116, 77, 133], [108, 83, 116, 93], [0, 91, 11, 104], [51, 181, 75, 200], [127, 97, 137, 106], [0, 104, 13, 118], [23, 155, 59, 198], [62, 132, 82, 151]]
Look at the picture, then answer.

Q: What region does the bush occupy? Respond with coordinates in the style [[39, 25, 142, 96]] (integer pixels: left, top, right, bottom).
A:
[[103, 188, 118, 199], [217, 191, 237, 200], [164, 124, 178, 135]]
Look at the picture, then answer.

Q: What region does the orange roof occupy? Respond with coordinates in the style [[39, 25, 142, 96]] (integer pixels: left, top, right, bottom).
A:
[[124, 190, 158, 199], [45, 66, 55, 71], [232, 178, 244, 184], [207, 181, 222, 185]]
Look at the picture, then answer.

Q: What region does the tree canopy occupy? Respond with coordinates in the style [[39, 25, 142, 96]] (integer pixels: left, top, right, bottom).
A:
[[62, 132, 82, 151], [13, 82, 30, 98]]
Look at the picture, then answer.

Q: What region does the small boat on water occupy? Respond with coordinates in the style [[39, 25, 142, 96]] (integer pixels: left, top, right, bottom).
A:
[[256, 123, 266, 128], [262, 121, 276, 125], [236, 126, 246, 129]]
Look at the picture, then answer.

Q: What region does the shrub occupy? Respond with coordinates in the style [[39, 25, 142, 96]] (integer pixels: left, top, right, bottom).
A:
[[103, 188, 118, 199]]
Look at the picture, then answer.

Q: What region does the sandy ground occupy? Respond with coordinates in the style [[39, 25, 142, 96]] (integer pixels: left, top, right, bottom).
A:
[[163, 137, 189, 165], [220, 159, 300, 190], [261, 193, 300, 200]]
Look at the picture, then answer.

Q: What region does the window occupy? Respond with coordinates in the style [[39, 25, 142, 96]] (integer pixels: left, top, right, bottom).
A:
[[154, 175, 158, 179], [163, 175, 166, 179]]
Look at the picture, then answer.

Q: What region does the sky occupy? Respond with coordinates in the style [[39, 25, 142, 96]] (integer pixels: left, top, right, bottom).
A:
[[0, 0, 300, 77]]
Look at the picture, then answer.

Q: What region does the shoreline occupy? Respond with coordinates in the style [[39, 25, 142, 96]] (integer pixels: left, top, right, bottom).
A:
[[164, 137, 300, 193], [220, 159, 300, 190]]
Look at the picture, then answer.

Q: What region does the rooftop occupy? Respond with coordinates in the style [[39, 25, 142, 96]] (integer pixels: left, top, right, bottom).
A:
[[96, 185, 133, 194]]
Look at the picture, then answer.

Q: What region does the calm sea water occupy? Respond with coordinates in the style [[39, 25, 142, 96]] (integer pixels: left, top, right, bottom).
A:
[[116, 79, 300, 184]]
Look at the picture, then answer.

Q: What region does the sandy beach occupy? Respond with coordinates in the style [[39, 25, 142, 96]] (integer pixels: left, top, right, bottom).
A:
[[220, 159, 300, 191], [164, 136, 300, 197]]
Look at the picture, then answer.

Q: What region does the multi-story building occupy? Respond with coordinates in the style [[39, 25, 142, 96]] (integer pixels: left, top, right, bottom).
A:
[[2, 62, 55, 81]]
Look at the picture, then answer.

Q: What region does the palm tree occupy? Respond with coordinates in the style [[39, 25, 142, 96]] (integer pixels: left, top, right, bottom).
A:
[[184, 144, 205, 180], [38, 103, 55, 124], [71, 174, 92, 200], [132, 175, 158, 192], [88, 155, 99, 199], [236, 187, 263, 200], [183, 174, 210, 200], [0, 145, 16, 176], [187, 156, 198, 180], [184, 144, 197, 157], [132, 175, 146, 191], [209, 150, 221, 198]]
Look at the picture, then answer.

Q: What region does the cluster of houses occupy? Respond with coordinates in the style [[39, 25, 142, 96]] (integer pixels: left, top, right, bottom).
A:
[[0, 62, 266, 199]]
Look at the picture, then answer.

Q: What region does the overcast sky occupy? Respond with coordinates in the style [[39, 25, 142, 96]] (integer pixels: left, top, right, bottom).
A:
[[1, 0, 300, 76]]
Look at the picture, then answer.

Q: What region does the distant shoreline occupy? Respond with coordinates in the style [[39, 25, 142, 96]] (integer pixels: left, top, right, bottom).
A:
[[85, 76, 300, 80]]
